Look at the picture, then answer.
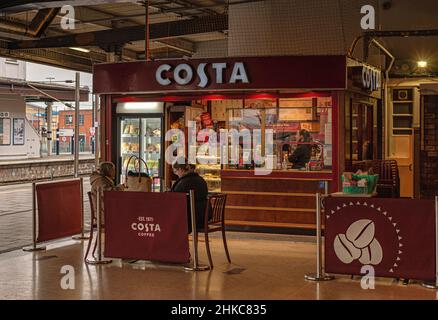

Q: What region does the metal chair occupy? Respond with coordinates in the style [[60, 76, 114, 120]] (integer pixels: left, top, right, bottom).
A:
[[201, 193, 231, 268]]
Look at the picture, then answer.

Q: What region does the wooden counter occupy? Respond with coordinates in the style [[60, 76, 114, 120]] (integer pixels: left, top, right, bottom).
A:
[[221, 169, 334, 230]]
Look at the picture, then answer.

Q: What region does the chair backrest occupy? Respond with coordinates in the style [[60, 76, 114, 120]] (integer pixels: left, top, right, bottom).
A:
[[372, 160, 399, 185], [87, 191, 96, 221], [205, 193, 227, 225]]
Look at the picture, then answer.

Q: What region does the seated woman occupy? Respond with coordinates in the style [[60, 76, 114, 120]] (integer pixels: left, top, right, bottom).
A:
[[170, 158, 209, 234], [90, 162, 124, 223], [288, 129, 312, 169]]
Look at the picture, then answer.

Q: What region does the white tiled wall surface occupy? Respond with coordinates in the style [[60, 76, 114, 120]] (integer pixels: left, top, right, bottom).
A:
[[0, 58, 26, 80], [228, 0, 380, 57], [193, 39, 228, 58]]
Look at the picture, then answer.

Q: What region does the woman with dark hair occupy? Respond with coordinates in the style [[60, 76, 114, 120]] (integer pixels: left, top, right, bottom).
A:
[[288, 129, 312, 169], [171, 157, 209, 234], [90, 162, 125, 222]]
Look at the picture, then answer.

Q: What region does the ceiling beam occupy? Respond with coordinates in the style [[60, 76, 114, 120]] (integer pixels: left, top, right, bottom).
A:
[[28, 8, 60, 37], [76, 5, 196, 56], [7, 14, 228, 50], [156, 38, 194, 55], [0, 1, 138, 12], [0, 8, 60, 38], [0, 47, 94, 72]]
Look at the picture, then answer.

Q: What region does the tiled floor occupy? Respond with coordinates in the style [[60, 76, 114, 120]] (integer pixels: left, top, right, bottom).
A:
[[0, 232, 436, 300], [0, 179, 91, 253]]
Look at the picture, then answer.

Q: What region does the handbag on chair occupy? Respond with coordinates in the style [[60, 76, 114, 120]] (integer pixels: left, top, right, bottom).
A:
[[124, 155, 153, 192]]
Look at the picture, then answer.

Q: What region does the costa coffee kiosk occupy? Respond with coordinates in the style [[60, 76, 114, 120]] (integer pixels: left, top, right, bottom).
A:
[[93, 55, 382, 231]]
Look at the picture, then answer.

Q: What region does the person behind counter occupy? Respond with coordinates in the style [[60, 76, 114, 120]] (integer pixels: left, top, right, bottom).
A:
[[288, 129, 312, 169], [90, 162, 125, 223], [171, 158, 209, 234]]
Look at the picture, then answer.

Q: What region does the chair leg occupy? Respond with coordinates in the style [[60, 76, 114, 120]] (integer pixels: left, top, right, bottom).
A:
[[221, 228, 231, 263], [84, 225, 94, 262], [92, 229, 98, 258], [205, 231, 213, 269]]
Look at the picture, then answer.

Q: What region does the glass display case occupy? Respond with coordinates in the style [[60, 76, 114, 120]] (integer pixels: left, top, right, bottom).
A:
[[119, 117, 163, 192], [121, 118, 140, 176], [225, 97, 333, 171], [196, 157, 221, 192], [142, 118, 162, 192]]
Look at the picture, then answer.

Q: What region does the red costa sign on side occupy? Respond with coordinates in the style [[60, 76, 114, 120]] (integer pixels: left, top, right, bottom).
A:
[[93, 56, 347, 94]]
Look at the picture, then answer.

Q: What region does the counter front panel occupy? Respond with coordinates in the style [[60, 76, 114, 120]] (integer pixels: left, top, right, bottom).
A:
[[221, 170, 332, 229]]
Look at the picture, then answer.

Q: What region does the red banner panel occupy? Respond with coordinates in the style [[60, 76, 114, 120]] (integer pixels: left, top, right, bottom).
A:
[[36, 180, 82, 242], [104, 191, 190, 263], [93, 56, 347, 94], [324, 197, 436, 281]]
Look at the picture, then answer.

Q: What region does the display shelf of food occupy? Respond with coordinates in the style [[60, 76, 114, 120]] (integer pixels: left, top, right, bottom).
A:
[[196, 155, 221, 192]]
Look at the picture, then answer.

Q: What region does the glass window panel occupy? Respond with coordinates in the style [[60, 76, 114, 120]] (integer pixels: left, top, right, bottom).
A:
[[393, 103, 413, 115], [393, 116, 412, 128]]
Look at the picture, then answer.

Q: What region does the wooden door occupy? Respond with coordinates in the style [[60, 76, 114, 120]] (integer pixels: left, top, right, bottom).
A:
[[389, 133, 413, 198]]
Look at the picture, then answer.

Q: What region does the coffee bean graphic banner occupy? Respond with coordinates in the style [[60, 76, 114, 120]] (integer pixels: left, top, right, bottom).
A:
[[324, 197, 435, 281]]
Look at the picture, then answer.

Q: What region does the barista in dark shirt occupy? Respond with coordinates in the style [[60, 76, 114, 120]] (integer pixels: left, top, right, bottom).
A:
[[171, 158, 209, 234], [288, 129, 312, 169]]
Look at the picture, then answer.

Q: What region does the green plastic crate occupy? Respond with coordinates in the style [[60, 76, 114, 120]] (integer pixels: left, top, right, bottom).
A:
[[342, 174, 379, 194]]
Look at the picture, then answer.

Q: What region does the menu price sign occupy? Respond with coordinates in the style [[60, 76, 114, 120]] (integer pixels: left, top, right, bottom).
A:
[[13, 118, 25, 145], [0, 118, 11, 145]]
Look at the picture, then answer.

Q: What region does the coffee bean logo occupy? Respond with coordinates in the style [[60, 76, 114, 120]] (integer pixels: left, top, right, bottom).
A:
[[334, 219, 384, 266], [334, 233, 361, 264], [359, 238, 383, 265], [346, 219, 375, 249]]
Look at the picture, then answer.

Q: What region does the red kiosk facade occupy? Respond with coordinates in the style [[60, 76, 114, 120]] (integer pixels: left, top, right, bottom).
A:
[[93, 55, 382, 231]]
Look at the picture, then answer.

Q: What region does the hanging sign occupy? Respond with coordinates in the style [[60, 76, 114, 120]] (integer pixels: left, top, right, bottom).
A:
[[351, 65, 381, 92]]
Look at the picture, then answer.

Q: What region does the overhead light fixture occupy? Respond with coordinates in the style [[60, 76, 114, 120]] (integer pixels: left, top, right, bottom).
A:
[[123, 102, 161, 110], [417, 60, 428, 68], [116, 102, 164, 113], [70, 47, 90, 53]]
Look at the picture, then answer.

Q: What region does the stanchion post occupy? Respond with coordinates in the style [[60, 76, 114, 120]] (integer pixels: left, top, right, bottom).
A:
[[434, 195, 438, 288], [73, 177, 89, 240], [324, 180, 329, 195], [184, 190, 210, 272], [86, 187, 112, 265], [23, 182, 46, 252], [422, 196, 438, 289], [304, 192, 334, 281]]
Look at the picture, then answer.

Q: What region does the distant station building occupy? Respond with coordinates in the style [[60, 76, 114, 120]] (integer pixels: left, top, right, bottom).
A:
[[0, 58, 89, 160]]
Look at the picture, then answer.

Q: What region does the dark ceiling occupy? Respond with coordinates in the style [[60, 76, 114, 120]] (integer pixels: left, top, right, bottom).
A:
[[0, 0, 438, 76], [0, 0, 262, 72]]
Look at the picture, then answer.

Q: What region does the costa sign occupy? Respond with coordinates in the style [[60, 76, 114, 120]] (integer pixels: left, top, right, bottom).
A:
[[155, 62, 249, 88], [351, 65, 381, 92], [361, 65, 381, 91], [93, 56, 348, 93]]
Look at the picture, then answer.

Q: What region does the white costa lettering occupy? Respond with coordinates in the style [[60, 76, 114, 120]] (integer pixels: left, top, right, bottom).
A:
[[230, 62, 249, 84], [174, 64, 193, 85], [131, 223, 161, 233], [155, 62, 249, 88], [156, 64, 171, 86], [361, 66, 380, 91], [197, 63, 208, 88], [212, 62, 227, 84]]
